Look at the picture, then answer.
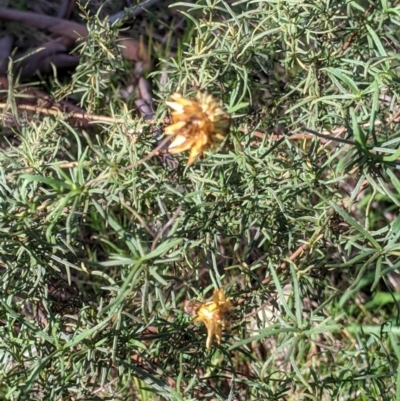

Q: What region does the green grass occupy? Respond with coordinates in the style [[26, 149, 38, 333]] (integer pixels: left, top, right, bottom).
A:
[[1, 0, 400, 400]]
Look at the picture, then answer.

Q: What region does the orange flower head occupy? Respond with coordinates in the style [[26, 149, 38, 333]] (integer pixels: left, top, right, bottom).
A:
[[165, 92, 230, 166], [184, 288, 233, 349]]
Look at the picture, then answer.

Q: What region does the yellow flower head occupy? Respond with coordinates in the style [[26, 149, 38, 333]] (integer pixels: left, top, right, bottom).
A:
[[165, 92, 230, 166], [184, 288, 233, 349]]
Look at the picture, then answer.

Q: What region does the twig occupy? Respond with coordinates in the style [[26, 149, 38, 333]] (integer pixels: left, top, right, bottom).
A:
[[0, 35, 13, 74], [0, 102, 126, 124], [57, 0, 75, 19], [109, 0, 165, 23], [242, 294, 278, 319], [120, 197, 156, 237], [92, 377, 119, 395], [151, 206, 182, 251], [84, 136, 171, 187], [4, 161, 86, 180], [302, 127, 355, 145], [338, 5, 373, 56], [387, 108, 400, 125], [261, 242, 309, 286]]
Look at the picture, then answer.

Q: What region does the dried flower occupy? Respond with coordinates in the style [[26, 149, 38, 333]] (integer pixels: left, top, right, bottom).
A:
[[184, 288, 233, 349], [165, 92, 230, 166]]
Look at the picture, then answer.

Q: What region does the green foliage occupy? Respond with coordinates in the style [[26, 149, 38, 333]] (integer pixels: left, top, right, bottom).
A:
[[1, 0, 400, 399]]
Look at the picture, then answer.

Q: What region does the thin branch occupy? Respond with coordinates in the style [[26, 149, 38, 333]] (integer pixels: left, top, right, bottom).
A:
[[109, 0, 165, 23], [84, 136, 171, 187], [151, 206, 182, 252]]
